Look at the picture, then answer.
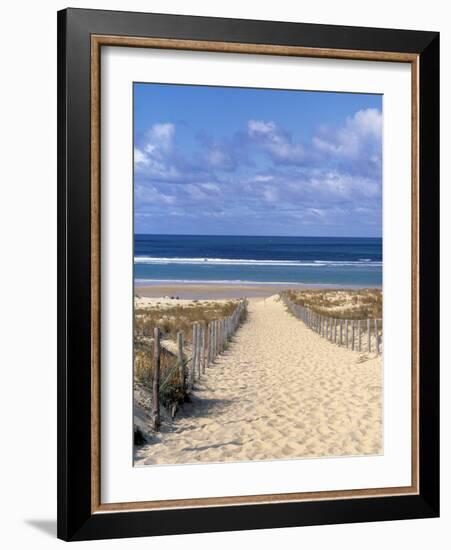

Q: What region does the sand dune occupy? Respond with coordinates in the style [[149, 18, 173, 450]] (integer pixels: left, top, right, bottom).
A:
[[134, 295, 382, 466]]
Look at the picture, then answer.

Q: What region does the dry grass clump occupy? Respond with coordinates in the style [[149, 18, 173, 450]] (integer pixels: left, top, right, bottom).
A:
[[134, 300, 239, 343], [134, 343, 186, 408], [133, 299, 245, 426], [282, 288, 382, 320]]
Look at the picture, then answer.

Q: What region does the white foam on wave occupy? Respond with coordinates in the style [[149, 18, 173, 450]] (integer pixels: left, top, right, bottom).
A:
[[134, 256, 382, 268]]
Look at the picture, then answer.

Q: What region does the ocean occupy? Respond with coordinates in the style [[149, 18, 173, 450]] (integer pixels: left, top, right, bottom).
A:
[[134, 235, 382, 287]]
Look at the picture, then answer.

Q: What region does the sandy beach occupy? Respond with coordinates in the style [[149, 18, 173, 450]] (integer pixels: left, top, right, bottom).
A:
[[135, 282, 312, 300], [134, 294, 382, 465]]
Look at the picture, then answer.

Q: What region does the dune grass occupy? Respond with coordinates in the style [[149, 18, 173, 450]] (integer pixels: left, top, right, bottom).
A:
[[134, 299, 245, 433], [134, 299, 240, 343], [281, 288, 382, 320]]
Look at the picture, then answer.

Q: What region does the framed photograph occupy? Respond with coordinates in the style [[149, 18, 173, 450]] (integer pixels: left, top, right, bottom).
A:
[[57, 8, 439, 541]]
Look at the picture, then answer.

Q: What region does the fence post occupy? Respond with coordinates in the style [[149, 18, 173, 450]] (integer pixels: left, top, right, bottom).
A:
[[151, 327, 161, 431], [204, 323, 209, 371], [211, 321, 215, 360], [216, 321, 221, 355], [177, 331, 185, 391], [358, 320, 361, 352], [345, 319, 349, 348], [206, 322, 211, 366], [193, 324, 198, 379], [216, 319, 220, 355], [191, 324, 198, 386], [197, 323, 203, 377], [194, 323, 199, 378], [211, 321, 215, 358], [216, 320, 220, 356], [196, 324, 201, 376], [351, 321, 355, 351], [375, 319, 380, 355], [340, 319, 343, 346], [367, 319, 371, 353]]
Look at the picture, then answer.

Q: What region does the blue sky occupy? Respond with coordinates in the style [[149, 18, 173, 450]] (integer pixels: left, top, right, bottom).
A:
[[134, 83, 382, 237]]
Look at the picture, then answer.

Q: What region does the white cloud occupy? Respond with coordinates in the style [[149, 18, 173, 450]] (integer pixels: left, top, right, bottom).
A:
[[201, 183, 220, 192], [310, 208, 326, 218], [253, 175, 274, 183], [352, 108, 382, 138], [248, 120, 275, 135], [263, 186, 279, 203], [185, 184, 208, 201], [134, 122, 176, 172], [247, 119, 305, 164], [134, 109, 382, 235], [135, 183, 176, 206], [312, 108, 382, 160], [134, 147, 149, 166], [294, 170, 380, 200], [145, 122, 175, 154]]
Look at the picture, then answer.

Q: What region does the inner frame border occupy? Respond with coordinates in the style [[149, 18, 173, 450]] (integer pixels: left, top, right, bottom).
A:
[[90, 35, 419, 514]]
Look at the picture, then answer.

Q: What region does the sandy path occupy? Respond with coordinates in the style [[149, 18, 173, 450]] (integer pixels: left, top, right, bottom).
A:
[[134, 295, 382, 465]]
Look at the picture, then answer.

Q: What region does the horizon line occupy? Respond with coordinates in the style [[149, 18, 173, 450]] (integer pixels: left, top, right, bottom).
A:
[[134, 233, 382, 239]]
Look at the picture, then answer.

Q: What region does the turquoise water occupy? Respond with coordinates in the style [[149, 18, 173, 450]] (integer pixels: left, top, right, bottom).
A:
[[134, 235, 382, 287]]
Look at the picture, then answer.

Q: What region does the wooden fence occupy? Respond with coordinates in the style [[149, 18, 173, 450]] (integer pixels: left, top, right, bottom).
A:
[[149, 299, 247, 431], [281, 295, 382, 355]]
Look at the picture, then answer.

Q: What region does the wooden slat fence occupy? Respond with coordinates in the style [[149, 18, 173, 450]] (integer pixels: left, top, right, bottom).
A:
[[147, 299, 247, 431], [281, 295, 382, 356]]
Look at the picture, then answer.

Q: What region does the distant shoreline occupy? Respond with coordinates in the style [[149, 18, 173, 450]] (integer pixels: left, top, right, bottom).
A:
[[135, 281, 381, 300], [134, 235, 382, 288]]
